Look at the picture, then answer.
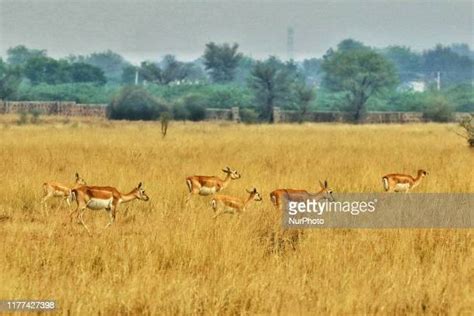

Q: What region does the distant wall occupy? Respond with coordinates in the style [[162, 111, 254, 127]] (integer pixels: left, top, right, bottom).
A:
[[272, 107, 472, 124], [0, 101, 107, 117], [205, 107, 240, 122], [0, 101, 470, 123]]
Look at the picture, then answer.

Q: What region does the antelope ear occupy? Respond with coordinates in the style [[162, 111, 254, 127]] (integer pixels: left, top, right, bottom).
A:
[[324, 180, 328, 188], [319, 180, 325, 189], [138, 182, 142, 189], [76, 172, 79, 178], [246, 188, 252, 193], [253, 188, 257, 193]]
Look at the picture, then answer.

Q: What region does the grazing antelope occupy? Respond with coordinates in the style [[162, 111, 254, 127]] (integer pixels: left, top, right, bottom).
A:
[[185, 166, 241, 203], [70, 182, 149, 235], [270, 180, 335, 211], [211, 188, 263, 218], [382, 169, 429, 193], [41, 172, 86, 209]]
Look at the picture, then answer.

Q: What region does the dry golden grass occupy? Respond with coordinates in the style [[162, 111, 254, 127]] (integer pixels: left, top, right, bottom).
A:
[[0, 116, 472, 315]]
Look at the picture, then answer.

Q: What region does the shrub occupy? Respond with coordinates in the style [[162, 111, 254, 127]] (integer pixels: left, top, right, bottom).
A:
[[107, 86, 168, 120], [17, 111, 28, 125], [239, 108, 259, 124], [182, 94, 207, 121], [456, 114, 474, 147], [30, 109, 41, 124], [16, 82, 118, 103], [172, 103, 188, 121], [422, 95, 454, 122]]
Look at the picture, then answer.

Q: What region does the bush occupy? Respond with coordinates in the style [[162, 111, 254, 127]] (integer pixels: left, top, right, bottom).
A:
[[107, 86, 168, 120], [17, 111, 28, 125], [16, 82, 118, 103], [30, 109, 41, 124], [422, 95, 454, 122], [172, 103, 188, 121], [239, 108, 259, 124], [181, 94, 207, 121]]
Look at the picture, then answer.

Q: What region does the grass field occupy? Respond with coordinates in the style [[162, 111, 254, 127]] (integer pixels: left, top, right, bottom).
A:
[[0, 116, 472, 315]]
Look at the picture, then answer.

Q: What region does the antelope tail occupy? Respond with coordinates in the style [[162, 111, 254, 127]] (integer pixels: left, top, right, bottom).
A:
[[382, 177, 389, 191], [186, 178, 192, 193], [269, 192, 278, 207], [68, 189, 77, 204], [211, 199, 217, 211]]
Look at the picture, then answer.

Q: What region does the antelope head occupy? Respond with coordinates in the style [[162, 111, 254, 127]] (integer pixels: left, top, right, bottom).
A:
[[75, 172, 87, 185], [418, 169, 429, 177], [222, 166, 241, 180], [134, 182, 150, 201], [318, 180, 335, 202], [246, 188, 263, 201]]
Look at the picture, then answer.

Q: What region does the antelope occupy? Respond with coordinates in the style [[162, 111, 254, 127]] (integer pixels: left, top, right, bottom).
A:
[[211, 188, 263, 218], [382, 169, 429, 193], [185, 166, 241, 203], [41, 172, 86, 209], [270, 180, 335, 211], [70, 182, 149, 235]]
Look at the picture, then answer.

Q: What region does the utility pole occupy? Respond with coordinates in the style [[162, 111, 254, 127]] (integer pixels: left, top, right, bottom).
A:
[[436, 71, 441, 91], [135, 69, 139, 85]]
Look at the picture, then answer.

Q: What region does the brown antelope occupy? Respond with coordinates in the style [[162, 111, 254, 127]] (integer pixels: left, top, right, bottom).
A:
[[41, 172, 86, 209], [211, 188, 263, 218], [270, 180, 334, 211], [185, 166, 241, 203], [382, 169, 429, 193], [70, 182, 149, 235]]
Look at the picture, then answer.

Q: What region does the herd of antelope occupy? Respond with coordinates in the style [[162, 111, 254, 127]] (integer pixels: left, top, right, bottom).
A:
[[42, 167, 429, 234]]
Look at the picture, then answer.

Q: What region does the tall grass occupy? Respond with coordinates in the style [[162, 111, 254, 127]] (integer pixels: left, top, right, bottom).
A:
[[0, 118, 472, 314]]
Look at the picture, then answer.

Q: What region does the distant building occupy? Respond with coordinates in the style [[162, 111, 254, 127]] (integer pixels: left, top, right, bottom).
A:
[[399, 80, 426, 92]]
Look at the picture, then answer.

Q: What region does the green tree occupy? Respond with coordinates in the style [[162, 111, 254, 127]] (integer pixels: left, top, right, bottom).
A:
[[140, 61, 162, 84], [337, 39, 368, 52], [234, 56, 255, 85], [422, 44, 473, 86], [7, 45, 46, 65], [295, 83, 315, 122], [70, 63, 106, 84], [248, 57, 293, 122], [121, 65, 139, 85], [382, 46, 422, 82], [24, 57, 70, 85], [449, 43, 474, 59], [82, 50, 130, 83], [301, 58, 322, 85], [321, 44, 398, 122], [203, 42, 242, 83], [0, 58, 22, 99], [160, 55, 189, 84]]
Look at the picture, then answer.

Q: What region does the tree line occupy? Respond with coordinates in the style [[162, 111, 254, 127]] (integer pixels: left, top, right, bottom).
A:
[[1, 39, 473, 122]]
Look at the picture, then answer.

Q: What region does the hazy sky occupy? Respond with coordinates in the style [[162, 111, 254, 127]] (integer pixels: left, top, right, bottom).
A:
[[0, 0, 472, 64]]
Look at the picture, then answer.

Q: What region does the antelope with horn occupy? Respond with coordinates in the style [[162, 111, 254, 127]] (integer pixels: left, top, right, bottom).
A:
[[185, 166, 241, 203], [70, 182, 149, 235], [41, 172, 87, 209], [211, 188, 263, 218], [382, 169, 429, 193], [270, 180, 335, 211]]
